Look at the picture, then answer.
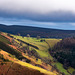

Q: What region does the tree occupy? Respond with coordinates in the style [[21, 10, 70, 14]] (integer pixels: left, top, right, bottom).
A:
[[71, 71, 75, 75], [27, 34, 30, 38], [37, 36, 40, 39], [20, 42, 22, 46], [18, 33, 20, 36], [49, 37, 75, 68]]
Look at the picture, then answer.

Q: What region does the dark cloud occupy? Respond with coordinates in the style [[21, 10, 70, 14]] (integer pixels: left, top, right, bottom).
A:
[[0, 0, 75, 22], [0, 11, 75, 22]]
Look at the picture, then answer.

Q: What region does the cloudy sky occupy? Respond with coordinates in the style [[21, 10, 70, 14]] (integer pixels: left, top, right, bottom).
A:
[[0, 0, 75, 30]]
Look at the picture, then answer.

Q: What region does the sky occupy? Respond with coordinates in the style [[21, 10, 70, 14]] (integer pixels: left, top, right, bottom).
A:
[[0, 0, 75, 30]]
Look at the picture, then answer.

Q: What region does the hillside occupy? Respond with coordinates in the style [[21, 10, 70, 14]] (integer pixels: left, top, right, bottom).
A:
[[0, 32, 58, 75], [49, 37, 75, 74], [1, 24, 75, 38], [0, 31, 75, 75]]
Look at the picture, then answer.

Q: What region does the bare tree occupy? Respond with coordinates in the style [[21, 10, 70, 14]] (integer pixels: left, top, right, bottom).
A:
[[27, 34, 30, 40], [18, 33, 20, 36], [27, 34, 30, 37], [37, 36, 40, 39]]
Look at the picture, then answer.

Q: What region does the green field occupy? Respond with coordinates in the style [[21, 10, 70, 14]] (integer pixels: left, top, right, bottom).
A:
[[11, 35, 61, 60], [45, 39, 61, 48], [52, 62, 69, 75], [11, 35, 49, 55], [68, 67, 75, 74]]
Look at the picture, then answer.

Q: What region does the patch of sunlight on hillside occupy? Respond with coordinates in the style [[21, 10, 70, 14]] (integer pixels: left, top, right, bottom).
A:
[[45, 39, 61, 48], [68, 67, 75, 74], [52, 62, 69, 75], [12, 35, 49, 50], [15, 60, 56, 75], [36, 49, 53, 60], [37, 59, 42, 64]]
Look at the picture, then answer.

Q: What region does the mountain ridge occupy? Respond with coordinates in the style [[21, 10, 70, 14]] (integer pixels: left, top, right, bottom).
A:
[[0, 24, 75, 38]]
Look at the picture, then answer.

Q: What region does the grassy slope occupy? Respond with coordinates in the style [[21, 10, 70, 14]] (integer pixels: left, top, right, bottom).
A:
[[0, 50, 56, 75], [12, 35, 48, 50], [45, 39, 61, 48], [68, 67, 75, 74], [11, 35, 70, 75], [45, 39, 71, 75], [1, 33, 71, 75], [0, 34, 10, 44], [11, 35, 51, 58], [52, 62, 69, 75], [0, 32, 57, 75]]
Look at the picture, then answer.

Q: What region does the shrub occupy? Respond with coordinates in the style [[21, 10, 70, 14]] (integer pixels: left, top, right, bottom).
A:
[[37, 36, 40, 39], [71, 71, 75, 75], [49, 37, 75, 68]]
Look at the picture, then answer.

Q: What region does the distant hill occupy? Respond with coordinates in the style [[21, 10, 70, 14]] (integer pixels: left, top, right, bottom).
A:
[[0, 24, 75, 38]]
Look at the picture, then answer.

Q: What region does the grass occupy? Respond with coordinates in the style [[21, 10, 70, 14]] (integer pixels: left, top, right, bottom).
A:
[[11, 35, 61, 61], [68, 67, 75, 74], [37, 59, 42, 64], [36, 49, 53, 60], [52, 62, 69, 75], [0, 49, 56, 75], [10, 34, 70, 74], [14, 35, 53, 58], [9, 34, 70, 74], [11, 35, 50, 54], [45, 39, 61, 48], [36, 50, 49, 57], [0, 32, 71, 75], [16, 60, 56, 75], [0, 34, 10, 44], [11, 35, 48, 49], [0, 41, 23, 59]]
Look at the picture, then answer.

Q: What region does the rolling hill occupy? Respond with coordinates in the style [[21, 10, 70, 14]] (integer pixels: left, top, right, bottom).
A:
[[1, 24, 75, 38], [0, 31, 74, 75], [0, 32, 58, 75], [0, 31, 75, 75]]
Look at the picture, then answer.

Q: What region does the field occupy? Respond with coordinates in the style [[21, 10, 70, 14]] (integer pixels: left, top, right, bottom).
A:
[[11, 35, 52, 58], [45, 39, 61, 48], [52, 62, 69, 75], [10, 35, 71, 75]]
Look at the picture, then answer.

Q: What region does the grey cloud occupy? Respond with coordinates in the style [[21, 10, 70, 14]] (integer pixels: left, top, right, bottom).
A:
[[0, 0, 75, 22]]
